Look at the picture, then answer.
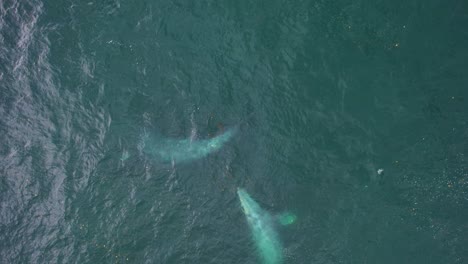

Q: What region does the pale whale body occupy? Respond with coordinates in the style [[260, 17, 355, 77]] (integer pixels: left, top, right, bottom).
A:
[[238, 188, 283, 264], [142, 128, 236, 163]]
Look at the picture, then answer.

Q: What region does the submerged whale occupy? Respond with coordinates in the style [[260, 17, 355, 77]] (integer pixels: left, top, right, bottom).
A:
[[141, 127, 236, 163], [238, 188, 296, 264]]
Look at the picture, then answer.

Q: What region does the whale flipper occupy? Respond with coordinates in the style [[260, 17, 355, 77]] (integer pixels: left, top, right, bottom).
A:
[[277, 212, 297, 226]]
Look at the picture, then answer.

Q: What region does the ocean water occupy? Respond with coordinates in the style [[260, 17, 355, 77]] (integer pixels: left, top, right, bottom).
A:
[[1, 0, 467, 263]]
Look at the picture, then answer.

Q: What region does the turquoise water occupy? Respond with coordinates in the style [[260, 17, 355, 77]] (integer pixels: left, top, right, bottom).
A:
[[1, 0, 467, 263]]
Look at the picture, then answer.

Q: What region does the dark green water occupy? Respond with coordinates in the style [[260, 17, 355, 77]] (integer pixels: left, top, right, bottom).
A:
[[1, 0, 467, 263]]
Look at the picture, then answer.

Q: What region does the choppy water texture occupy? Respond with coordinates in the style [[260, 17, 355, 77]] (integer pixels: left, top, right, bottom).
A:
[[1, 0, 468, 263]]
